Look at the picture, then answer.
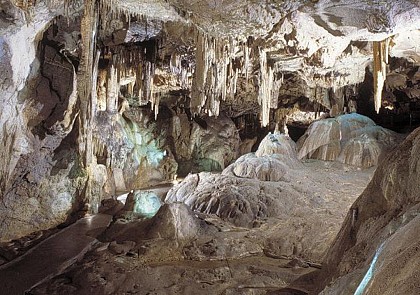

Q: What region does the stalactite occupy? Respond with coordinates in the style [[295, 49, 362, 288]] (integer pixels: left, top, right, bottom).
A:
[[169, 51, 193, 90], [191, 30, 210, 115], [180, 66, 190, 90], [170, 52, 181, 74], [258, 48, 275, 127], [91, 50, 100, 118], [78, 0, 97, 168], [242, 42, 251, 83], [191, 30, 240, 117], [151, 92, 161, 120], [271, 72, 283, 109], [97, 69, 107, 111], [144, 61, 155, 104], [103, 40, 159, 110], [373, 38, 390, 113], [106, 63, 119, 113]]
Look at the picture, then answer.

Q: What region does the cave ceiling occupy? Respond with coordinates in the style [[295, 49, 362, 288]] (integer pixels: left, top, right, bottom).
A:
[[5, 0, 420, 123]]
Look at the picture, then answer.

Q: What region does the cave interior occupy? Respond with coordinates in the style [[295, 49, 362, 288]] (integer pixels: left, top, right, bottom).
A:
[[0, 0, 420, 294]]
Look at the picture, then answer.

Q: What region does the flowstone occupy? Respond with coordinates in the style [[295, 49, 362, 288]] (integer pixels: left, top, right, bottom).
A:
[[297, 113, 401, 168]]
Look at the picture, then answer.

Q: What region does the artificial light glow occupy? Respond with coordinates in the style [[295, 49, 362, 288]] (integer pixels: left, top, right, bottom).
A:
[[133, 191, 162, 217], [354, 242, 385, 295]]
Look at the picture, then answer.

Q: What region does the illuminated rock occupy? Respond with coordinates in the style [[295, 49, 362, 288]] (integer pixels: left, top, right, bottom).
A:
[[297, 113, 401, 168], [133, 191, 162, 217], [223, 132, 299, 181], [318, 127, 420, 295]]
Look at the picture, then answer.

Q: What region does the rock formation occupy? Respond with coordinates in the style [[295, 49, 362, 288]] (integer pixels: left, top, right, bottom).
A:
[[0, 0, 419, 241], [165, 133, 374, 263], [297, 113, 401, 168], [223, 132, 300, 181]]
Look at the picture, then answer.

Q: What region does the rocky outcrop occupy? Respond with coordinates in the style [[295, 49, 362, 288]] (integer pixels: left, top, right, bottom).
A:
[[317, 127, 420, 295], [94, 110, 178, 191], [297, 113, 401, 168], [147, 203, 205, 241], [0, 3, 87, 241]]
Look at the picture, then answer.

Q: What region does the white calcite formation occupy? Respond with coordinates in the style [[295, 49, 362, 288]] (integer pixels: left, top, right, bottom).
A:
[[297, 113, 401, 168], [223, 132, 300, 182], [165, 149, 373, 264]]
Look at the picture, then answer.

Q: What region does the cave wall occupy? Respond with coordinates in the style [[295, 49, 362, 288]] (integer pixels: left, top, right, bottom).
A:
[[0, 2, 87, 241]]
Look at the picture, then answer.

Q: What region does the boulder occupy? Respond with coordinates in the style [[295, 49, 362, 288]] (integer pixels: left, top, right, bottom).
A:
[[146, 203, 205, 241]]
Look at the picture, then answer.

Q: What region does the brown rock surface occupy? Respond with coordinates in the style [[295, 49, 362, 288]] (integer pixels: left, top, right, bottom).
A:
[[317, 127, 420, 295]]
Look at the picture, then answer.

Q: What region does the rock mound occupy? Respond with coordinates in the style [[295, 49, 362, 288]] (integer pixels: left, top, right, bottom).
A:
[[165, 160, 373, 264], [165, 173, 270, 228], [223, 132, 300, 181], [255, 132, 298, 159], [297, 113, 401, 168], [223, 153, 288, 182]]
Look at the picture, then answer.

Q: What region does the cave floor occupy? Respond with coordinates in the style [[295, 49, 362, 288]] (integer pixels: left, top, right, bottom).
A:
[[26, 159, 375, 295]]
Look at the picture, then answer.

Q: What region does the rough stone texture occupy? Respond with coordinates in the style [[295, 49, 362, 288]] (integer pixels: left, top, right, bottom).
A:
[[166, 158, 374, 263], [225, 154, 289, 182], [94, 110, 178, 191], [27, 156, 374, 295], [297, 113, 401, 168], [317, 127, 420, 295], [147, 203, 204, 241], [255, 132, 298, 159], [0, 4, 87, 241], [167, 113, 241, 175]]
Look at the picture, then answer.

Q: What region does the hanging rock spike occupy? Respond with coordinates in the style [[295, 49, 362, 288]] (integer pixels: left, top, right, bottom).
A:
[[373, 38, 390, 114]]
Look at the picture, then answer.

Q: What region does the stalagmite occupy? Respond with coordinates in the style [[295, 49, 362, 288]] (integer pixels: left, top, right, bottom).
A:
[[372, 38, 390, 113]]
